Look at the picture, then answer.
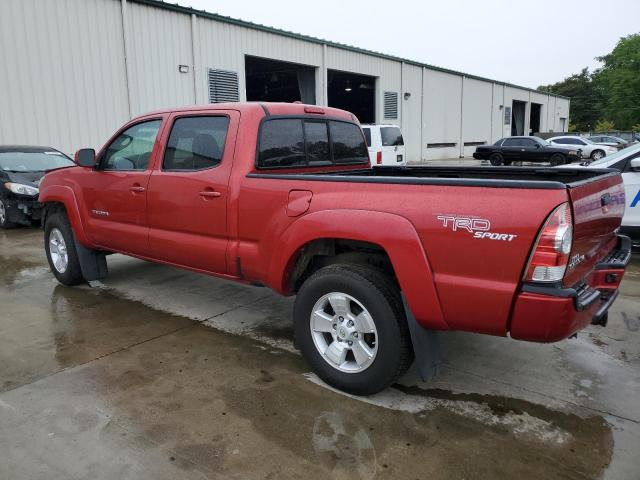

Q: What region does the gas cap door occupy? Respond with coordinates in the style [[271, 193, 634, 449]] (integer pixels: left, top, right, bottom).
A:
[[286, 190, 313, 217]]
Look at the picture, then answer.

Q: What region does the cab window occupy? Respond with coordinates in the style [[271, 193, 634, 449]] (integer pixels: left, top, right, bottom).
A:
[[163, 116, 229, 171], [102, 120, 162, 171]]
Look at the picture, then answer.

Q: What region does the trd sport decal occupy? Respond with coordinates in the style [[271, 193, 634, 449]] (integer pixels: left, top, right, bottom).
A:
[[436, 214, 517, 242]]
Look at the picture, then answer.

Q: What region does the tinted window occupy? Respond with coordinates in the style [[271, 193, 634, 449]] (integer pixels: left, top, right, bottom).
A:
[[304, 121, 330, 164], [258, 119, 306, 168], [330, 121, 369, 164], [554, 138, 576, 145], [521, 139, 536, 147], [102, 120, 161, 171], [163, 116, 229, 171], [502, 138, 520, 147], [362, 127, 372, 147], [380, 127, 404, 146]]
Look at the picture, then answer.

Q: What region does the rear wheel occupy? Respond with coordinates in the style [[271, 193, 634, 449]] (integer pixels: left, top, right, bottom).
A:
[[550, 153, 566, 166], [590, 149, 605, 161], [44, 210, 85, 286], [294, 264, 412, 395], [0, 198, 16, 229], [489, 153, 504, 166]]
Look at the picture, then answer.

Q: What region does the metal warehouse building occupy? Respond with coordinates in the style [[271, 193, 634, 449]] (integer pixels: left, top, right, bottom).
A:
[[0, 0, 570, 161]]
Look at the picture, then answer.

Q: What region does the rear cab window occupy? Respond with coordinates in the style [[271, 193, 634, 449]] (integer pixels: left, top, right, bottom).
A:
[[257, 118, 369, 169], [380, 127, 404, 146]]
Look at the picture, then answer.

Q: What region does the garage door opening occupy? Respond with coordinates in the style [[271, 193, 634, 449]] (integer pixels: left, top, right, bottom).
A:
[[511, 100, 526, 136], [328, 70, 375, 124], [245, 56, 316, 104], [530, 103, 542, 135]]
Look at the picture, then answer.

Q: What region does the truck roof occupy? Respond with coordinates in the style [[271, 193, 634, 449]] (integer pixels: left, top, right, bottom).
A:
[[136, 102, 357, 122]]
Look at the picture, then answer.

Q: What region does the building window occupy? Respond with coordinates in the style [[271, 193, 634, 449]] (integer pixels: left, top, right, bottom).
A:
[[383, 91, 398, 120], [208, 69, 239, 103]]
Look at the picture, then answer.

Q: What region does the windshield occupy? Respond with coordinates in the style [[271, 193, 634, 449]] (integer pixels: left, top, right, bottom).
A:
[[532, 136, 550, 146], [0, 151, 74, 172]]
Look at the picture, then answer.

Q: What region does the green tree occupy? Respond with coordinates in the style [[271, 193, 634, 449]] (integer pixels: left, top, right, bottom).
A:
[[596, 33, 640, 129], [594, 119, 615, 132], [632, 124, 640, 132], [538, 68, 603, 131]]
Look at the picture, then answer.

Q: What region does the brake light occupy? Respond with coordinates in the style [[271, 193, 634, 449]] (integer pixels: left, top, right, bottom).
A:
[[525, 202, 573, 283], [376, 151, 382, 165]]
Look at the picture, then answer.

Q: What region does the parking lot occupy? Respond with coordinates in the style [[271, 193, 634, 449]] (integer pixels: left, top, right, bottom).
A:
[[1, 227, 638, 479]]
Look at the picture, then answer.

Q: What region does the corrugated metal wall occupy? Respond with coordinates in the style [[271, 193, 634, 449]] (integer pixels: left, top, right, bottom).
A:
[[0, 0, 569, 159]]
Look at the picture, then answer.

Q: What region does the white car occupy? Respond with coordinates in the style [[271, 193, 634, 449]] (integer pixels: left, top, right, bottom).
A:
[[556, 142, 640, 246], [361, 124, 406, 166], [547, 135, 618, 161]]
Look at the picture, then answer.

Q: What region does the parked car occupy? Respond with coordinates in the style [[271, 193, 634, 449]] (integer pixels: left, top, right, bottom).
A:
[[556, 142, 640, 247], [39, 102, 630, 395], [547, 135, 618, 160], [361, 124, 406, 166], [473, 136, 580, 166], [587, 135, 629, 150], [0, 146, 75, 228]]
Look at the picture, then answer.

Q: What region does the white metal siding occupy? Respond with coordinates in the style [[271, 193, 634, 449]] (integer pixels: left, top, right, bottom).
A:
[[0, 0, 569, 160], [0, 0, 129, 154]]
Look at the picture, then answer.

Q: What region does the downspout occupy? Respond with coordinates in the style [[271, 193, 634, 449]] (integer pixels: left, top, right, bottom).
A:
[[190, 13, 199, 104], [120, 0, 133, 118], [459, 76, 465, 158]]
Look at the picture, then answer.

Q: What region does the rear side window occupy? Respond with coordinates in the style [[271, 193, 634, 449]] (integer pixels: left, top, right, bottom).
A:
[[257, 118, 368, 168], [362, 127, 372, 147], [502, 138, 520, 147], [380, 127, 404, 146], [329, 121, 369, 164], [163, 116, 229, 171]]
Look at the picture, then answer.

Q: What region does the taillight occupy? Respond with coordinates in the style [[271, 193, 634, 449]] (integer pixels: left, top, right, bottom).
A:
[[524, 202, 573, 283], [376, 151, 382, 165]]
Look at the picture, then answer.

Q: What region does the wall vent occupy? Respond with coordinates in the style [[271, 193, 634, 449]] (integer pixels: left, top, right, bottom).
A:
[[208, 68, 239, 103], [383, 91, 398, 119]]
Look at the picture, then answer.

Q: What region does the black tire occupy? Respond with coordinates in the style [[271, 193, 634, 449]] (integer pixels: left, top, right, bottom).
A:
[[590, 149, 605, 161], [0, 198, 17, 229], [489, 153, 504, 166], [294, 264, 413, 396], [44, 209, 85, 286], [550, 153, 566, 166]]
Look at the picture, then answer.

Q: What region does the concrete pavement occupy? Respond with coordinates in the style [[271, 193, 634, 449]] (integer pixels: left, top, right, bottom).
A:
[[1, 228, 639, 479]]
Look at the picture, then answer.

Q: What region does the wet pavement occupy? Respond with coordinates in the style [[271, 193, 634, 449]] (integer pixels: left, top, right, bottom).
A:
[[1, 228, 639, 479]]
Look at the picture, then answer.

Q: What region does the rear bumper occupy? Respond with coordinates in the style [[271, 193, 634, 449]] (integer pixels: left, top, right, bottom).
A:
[[509, 235, 631, 342]]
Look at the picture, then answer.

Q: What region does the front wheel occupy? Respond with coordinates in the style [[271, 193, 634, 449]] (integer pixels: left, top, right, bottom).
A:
[[44, 210, 85, 286], [0, 198, 16, 229], [489, 153, 504, 166], [549, 153, 566, 166], [294, 264, 413, 396]]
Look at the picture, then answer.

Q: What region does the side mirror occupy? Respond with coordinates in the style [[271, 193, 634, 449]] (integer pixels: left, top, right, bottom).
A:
[[630, 158, 640, 172], [75, 148, 96, 168]]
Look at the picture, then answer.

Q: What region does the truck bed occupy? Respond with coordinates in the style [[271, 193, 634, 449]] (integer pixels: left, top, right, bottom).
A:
[[249, 166, 618, 190]]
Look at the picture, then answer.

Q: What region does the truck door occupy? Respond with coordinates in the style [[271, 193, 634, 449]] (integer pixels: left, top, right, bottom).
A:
[[146, 111, 239, 274], [82, 118, 164, 255]]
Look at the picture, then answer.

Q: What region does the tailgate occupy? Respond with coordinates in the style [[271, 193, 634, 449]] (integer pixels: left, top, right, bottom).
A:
[[564, 172, 625, 286]]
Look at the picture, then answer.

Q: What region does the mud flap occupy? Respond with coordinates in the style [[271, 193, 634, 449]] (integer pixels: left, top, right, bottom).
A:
[[73, 236, 108, 281], [402, 294, 441, 382]]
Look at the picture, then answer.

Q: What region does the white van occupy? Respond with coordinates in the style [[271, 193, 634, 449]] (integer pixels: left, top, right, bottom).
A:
[[361, 124, 406, 166]]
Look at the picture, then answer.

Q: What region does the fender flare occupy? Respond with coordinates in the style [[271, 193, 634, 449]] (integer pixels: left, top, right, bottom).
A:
[[40, 185, 91, 246], [268, 209, 448, 330]]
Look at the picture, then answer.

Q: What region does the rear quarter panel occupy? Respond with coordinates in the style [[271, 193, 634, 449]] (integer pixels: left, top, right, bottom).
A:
[[236, 175, 568, 335]]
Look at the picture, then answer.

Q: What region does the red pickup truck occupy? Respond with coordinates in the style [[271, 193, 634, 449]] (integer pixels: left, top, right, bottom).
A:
[[39, 102, 631, 395]]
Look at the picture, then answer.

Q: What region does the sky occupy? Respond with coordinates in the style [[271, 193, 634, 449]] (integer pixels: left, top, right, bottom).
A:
[[174, 0, 639, 89]]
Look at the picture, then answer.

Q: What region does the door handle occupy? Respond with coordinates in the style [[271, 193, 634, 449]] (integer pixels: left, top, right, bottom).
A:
[[129, 186, 146, 193], [199, 190, 221, 198]]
